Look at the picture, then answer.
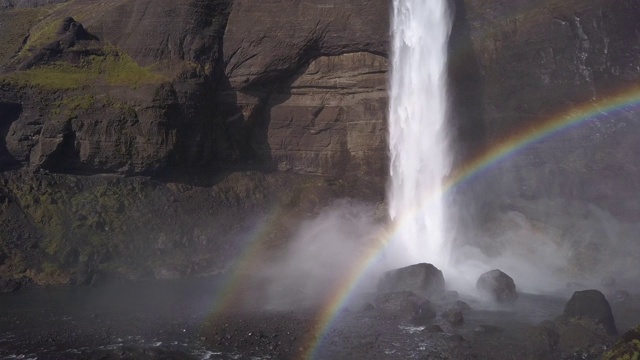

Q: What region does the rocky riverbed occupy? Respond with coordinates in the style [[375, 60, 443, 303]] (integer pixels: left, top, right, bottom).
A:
[[1, 272, 639, 360]]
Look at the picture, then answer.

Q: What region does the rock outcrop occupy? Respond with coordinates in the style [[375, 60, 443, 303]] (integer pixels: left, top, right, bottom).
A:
[[526, 289, 618, 359], [476, 269, 518, 303], [457, 0, 640, 220], [563, 289, 617, 335], [1, 0, 232, 174], [3, 0, 640, 186], [1, 0, 389, 178], [378, 263, 446, 299], [218, 0, 388, 177]]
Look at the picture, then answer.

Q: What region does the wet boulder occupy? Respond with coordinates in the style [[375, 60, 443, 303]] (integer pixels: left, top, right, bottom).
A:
[[375, 291, 436, 325], [450, 300, 472, 311], [476, 269, 518, 303], [526, 291, 618, 359], [377, 263, 445, 298], [563, 289, 617, 335]]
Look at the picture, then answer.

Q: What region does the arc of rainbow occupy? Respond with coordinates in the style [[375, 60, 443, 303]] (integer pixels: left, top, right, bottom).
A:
[[207, 203, 287, 319], [301, 84, 640, 359]]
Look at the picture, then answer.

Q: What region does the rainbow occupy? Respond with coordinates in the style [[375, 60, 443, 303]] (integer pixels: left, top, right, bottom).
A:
[[207, 204, 287, 319], [301, 84, 640, 359]]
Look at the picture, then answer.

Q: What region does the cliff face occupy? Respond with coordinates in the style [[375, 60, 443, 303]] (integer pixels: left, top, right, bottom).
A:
[[455, 0, 640, 221], [0, 0, 391, 286], [219, 0, 389, 178], [0, 0, 389, 178], [3, 0, 640, 189], [0, 0, 231, 174], [1, 0, 640, 285]]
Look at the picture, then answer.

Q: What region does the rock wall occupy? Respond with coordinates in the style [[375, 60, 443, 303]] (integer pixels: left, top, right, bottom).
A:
[[221, 52, 388, 177], [453, 0, 640, 278], [3, 0, 640, 187], [2, 0, 640, 285], [456, 0, 640, 221], [0, 0, 391, 285], [0, 0, 389, 178], [0, 0, 232, 174], [218, 0, 389, 177]]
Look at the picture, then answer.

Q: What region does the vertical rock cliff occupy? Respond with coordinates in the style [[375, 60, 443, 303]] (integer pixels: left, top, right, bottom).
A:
[[456, 0, 640, 220], [1, 0, 640, 285]]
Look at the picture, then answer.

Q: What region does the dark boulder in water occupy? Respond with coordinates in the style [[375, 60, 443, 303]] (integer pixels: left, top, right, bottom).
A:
[[526, 290, 618, 359], [476, 269, 517, 303], [375, 291, 436, 326], [377, 263, 445, 298], [563, 289, 617, 335], [450, 300, 472, 311]]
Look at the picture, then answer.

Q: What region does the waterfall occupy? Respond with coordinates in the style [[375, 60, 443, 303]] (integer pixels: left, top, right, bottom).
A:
[[388, 0, 452, 269]]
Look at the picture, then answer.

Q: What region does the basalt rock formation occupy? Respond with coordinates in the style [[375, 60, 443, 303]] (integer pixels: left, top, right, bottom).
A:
[[453, 0, 640, 279], [455, 0, 640, 219], [0, 0, 389, 178], [479, 0, 640, 205], [1, 0, 640, 285]]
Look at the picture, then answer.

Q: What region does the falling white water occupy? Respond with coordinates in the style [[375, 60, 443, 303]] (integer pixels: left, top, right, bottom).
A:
[[388, 0, 452, 269]]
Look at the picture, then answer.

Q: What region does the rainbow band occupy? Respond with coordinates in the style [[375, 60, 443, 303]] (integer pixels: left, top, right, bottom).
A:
[[207, 205, 287, 319], [301, 84, 640, 359], [446, 86, 640, 189]]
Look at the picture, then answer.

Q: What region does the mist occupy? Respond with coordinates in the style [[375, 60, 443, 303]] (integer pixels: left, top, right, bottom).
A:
[[448, 194, 640, 297], [447, 209, 572, 295], [250, 200, 387, 311]]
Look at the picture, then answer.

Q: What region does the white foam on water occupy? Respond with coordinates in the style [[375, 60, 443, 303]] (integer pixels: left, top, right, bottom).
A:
[[399, 325, 426, 334]]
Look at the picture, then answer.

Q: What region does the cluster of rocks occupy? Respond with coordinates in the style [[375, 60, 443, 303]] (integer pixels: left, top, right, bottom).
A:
[[368, 262, 640, 359], [372, 263, 518, 328]]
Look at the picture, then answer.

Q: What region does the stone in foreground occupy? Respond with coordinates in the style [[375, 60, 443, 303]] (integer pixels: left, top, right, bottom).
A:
[[375, 291, 436, 326], [476, 269, 517, 303], [563, 289, 617, 335], [377, 263, 445, 298]]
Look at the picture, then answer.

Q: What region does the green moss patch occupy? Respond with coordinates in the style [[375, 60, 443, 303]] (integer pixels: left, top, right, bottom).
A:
[[2, 48, 166, 90], [54, 94, 95, 112], [603, 326, 640, 360]]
